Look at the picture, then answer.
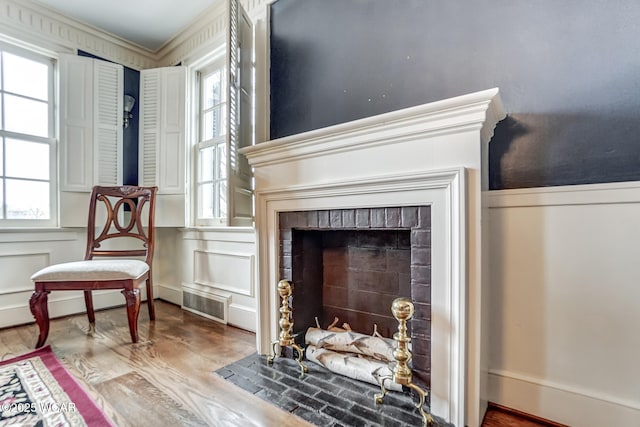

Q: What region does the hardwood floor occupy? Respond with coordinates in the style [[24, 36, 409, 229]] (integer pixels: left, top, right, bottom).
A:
[[0, 301, 551, 426]]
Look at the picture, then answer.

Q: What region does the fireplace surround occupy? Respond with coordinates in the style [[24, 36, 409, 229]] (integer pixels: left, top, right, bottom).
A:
[[242, 88, 505, 426], [278, 206, 432, 387]]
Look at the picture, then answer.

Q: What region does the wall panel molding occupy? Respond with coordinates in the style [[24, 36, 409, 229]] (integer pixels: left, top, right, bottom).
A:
[[487, 179, 640, 426], [0, 251, 49, 295], [193, 250, 254, 297], [486, 180, 640, 208]]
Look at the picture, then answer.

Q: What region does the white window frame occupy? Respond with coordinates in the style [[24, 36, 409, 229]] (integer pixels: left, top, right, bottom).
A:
[[0, 41, 57, 228], [188, 0, 254, 228], [194, 55, 228, 227]]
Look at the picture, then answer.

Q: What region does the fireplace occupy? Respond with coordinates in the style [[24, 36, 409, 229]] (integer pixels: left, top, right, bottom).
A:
[[279, 206, 432, 387], [242, 88, 506, 426]]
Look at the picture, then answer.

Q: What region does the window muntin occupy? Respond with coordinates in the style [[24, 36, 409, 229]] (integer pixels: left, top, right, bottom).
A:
[[196, 62, 228, 225], [0, 44, 55, 225]]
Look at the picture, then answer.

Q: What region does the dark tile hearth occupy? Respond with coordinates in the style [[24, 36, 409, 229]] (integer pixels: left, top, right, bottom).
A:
[[215, 354, 453, 427]]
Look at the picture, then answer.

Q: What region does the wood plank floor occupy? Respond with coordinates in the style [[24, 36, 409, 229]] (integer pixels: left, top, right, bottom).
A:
[[0, 301, 548, 426]]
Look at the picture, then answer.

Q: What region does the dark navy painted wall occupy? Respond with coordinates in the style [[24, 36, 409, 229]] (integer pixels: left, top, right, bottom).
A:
[[122, 69, 139, 185], [78, 51, 139, 185], [269, 0, 640, 189]]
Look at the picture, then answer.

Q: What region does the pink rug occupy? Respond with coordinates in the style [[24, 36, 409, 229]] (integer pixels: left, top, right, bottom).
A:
[[0, 345, 114, 426]]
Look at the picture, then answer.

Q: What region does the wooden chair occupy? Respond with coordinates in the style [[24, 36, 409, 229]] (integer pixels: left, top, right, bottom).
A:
[[29, 186, 158, 348]]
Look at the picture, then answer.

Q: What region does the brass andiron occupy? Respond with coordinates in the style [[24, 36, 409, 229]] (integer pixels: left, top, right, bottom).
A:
[[375, 297, 433, 426], [267, 280, 308, 376]]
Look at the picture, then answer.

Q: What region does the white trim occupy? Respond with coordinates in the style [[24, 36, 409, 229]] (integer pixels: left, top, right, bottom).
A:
[[486, 180, 640, 208], [193, 249, 255, 297], [488, 370, 640, 426], [180, 226, 255, 242], [0, 0, 275, 72], [0, 289, 124, 329], [490, 369, 640, 412], [228, 302, 256, 332], [254, 167, 465, 425], [0, 250, 50, 295], [245, 87, 505, 426], [0, 229, 79, 241], [156, 282, 182, 306], [0, 0, 155, 70], [242, 88, 503, 167], [156, 1, 228, 67]]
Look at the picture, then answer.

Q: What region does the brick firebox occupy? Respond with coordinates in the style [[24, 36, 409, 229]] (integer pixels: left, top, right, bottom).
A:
[[278, 206, 431, 386]]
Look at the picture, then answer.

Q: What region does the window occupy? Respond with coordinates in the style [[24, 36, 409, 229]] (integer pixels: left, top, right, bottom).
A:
[[192, 0, 254, 228], [0, 43, 55, 226], [196, 62, 228, 225]]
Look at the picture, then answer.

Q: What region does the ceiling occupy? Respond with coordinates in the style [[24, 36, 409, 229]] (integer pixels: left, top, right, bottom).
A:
[[32, 0, 219, 51]]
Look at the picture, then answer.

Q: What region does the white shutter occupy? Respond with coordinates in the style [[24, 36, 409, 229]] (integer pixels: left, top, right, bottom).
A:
[[139, 69, 160, 187], [228, 0, 254, 226], [159, 67, 186, 194], [139, 66, 186, 227], [94, 60, 123, 185], [59, 54, 123, 226], [59, 54, 93, 192]]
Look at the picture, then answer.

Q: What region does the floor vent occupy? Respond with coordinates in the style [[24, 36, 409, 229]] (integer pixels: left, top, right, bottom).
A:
[[182, 287, 228, 324]]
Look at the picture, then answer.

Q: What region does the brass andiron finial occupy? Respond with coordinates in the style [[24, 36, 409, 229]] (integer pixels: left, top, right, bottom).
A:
[[267, 280, 308, 376], [375, 297, 433, 425]]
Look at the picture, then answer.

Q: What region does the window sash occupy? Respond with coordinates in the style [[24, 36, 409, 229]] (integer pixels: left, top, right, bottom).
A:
[[0, 43, 56, 227], [195, 61, 228, 226]]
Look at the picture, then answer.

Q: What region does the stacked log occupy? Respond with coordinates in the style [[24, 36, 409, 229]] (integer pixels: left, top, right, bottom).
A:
[[305, 326, 409, 391]]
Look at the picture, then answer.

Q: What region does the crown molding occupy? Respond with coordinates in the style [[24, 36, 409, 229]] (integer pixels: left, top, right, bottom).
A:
[[0, 0, 275, 70], [155, 1, 228, 67], [0, 0, 156, 69], [155, 0, 273, 67]]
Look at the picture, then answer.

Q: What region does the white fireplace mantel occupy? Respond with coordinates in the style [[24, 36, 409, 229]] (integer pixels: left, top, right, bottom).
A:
[[242, 88, 506, 427]]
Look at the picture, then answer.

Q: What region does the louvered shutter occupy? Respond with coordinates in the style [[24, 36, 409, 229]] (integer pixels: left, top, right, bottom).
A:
[[139, 67, 186, 194], [228, 0, 254, 226], [94, 60, 123, 185], [59, 54, 123, 227], [139, 69, 159, 187]]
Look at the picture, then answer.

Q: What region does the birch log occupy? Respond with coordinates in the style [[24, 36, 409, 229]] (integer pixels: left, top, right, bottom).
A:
[[305, 327, 410, 362], [306, 345, 403, 392]]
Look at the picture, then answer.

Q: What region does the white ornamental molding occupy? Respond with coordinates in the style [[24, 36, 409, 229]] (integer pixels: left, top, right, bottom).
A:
[[0, 0, 155, 69]]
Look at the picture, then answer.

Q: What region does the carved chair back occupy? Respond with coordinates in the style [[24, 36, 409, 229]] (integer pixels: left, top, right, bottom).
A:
[[85, 186, 158, 267]]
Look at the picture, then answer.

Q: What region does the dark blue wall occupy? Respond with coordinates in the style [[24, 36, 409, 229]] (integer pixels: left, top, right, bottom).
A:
[[122, 69, 139, 186], [78, 50, 139, 185], [269, 0, 640, 189]]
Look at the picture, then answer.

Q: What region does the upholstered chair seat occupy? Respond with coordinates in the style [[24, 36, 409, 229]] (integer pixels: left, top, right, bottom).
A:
[[31, 260, 149, 282]]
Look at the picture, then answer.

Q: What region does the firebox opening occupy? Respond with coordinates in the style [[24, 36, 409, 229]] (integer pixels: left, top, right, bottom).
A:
[[291, 229, 412, 339], [279, 207, 432, 387]]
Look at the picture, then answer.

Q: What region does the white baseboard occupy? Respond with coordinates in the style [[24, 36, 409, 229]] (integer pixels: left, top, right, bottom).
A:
[[156, 282, 182, 306], [228, 303, 256, 332], [0, 286, 157, 329], [0, 289, 134, 328], [488, 370, 640, 426]]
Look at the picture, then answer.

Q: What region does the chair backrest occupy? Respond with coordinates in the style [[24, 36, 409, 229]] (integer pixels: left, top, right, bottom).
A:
[[85, 186, 158, 267]]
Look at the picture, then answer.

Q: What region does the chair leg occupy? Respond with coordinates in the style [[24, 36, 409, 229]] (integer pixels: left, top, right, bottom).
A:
[[29, 290, 51, 348], [84, 290, 96, 324], [146, 276, 155, 320], [122, 288, 141, 343]]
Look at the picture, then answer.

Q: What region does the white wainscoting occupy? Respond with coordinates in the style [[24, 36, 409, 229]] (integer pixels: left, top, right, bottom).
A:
[[180, 228, 256, 332], [194, 250, 254, 296], [486, 181, 640, 426], [0, 229, 135, 328]]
